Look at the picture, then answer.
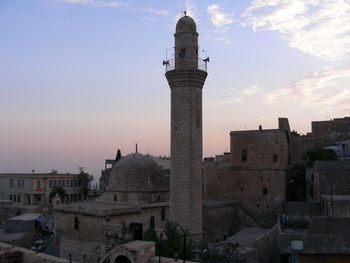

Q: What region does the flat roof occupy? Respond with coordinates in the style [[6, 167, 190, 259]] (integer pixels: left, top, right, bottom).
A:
[[321, 194, 350, 201], [9, 213, 41, 221], [0, 173, 79, 178]]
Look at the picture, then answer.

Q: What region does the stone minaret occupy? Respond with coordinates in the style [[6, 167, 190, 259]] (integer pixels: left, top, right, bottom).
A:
[[165, 15, 207, 237]]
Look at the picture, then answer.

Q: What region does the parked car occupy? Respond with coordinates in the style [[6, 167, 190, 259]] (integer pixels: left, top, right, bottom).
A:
[[30, 240, 46, 251]]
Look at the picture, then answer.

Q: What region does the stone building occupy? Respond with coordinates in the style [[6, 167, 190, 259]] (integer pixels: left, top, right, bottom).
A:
[[0, 172, 81, 207], [165, 14, 208, 238], [54, 152, 169, 262], [202, 118, 293, 241], [204, 118, 290, 207]]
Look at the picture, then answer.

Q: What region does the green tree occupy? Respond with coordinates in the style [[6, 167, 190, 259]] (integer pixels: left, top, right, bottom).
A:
[[115, 149, 122, 162], [308, 149, 337, 166], [143, 221, 193, 260], [79, 171, 93, 200], [49, 186, 66, 202]]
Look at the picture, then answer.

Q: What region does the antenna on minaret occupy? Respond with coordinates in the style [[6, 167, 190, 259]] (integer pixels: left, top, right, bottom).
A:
[[135, 143, 138, 153]]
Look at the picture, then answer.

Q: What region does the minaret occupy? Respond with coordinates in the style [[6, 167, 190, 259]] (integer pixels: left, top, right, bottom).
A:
[[165, 15, 208, 237]]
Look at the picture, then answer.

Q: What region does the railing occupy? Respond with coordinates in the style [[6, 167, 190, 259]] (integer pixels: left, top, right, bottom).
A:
[[164, 58, 208, 72]]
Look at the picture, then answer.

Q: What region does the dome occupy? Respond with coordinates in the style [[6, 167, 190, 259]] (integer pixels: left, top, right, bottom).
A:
[[176, 15, 196, 33], [107, 153, 164, 192]]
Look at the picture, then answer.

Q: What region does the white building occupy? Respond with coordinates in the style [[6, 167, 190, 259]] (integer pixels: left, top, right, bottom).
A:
[[0, 171, 82, 207]]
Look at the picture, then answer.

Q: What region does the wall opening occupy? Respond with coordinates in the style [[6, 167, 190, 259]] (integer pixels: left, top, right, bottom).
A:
[[115, 255, 131, 263]]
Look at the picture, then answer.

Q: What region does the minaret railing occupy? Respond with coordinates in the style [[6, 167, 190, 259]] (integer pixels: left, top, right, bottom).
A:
[[164, 58, 208, 73]]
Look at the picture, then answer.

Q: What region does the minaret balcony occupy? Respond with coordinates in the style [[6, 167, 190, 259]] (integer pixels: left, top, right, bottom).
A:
[[164, 58, 208, 73]]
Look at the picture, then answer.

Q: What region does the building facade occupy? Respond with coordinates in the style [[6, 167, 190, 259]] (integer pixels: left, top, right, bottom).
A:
[[0, 172, 82, 207]]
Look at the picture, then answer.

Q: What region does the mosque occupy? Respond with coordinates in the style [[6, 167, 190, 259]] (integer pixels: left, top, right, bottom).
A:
[[54, 14, 207, 261], [54, 14, 287, 263]]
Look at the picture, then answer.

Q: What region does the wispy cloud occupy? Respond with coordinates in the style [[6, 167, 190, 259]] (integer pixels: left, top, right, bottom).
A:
[[242, 0, 350, 61], [134, 7, 169, 16], [241, 84, 263, 95], [59, 0, 169, 16], [174, 0, 199, 24], [59, 0, 128, 8], [207, 4, 234, 31], [206, 84, 262, 106], [263, 67, 350, 106]]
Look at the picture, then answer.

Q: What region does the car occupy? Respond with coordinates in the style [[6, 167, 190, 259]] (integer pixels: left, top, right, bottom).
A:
[[30, 240, 46, 251]]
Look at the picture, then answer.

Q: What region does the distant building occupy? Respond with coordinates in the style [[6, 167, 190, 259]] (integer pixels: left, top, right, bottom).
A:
[[99, 159, 117, 193], [0, 172, 81, 207]]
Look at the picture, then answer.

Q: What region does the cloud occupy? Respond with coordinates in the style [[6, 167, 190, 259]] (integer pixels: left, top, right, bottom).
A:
[[207, 4, 234, 31], [174, 0, 199, 24], [213, 36, 232, 45], [263, 66, 350, 106], [59, 0, 169, 17], [134, 7, 169, 16], [241, 84, 263, 95], [59, 0, 128, 8], [242, 0, 350, 61]]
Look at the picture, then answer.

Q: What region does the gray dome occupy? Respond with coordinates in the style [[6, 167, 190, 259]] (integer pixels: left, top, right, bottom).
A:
[[107, 153, 164, 192], [176, 15, 196, 33]]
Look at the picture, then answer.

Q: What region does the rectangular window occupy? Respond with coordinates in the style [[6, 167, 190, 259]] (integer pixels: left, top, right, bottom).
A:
[[62, 180, 65, 187], [67, 180, 70, 187], [70, 180, 73, 187], [161, 207, 165, 221], [49, 180, 53, 188], [263, 187, 268, 195], [9, 194, 12, 200], [58, 180, 61, 187], [74, 180, 77, 187], [14, 195, 16, 202], [18, 180, 21, 188], [37, 180, 41, 188], [242, 149, 247, 162], [22, 180, 25, 188], [18, 194, 21, 203], [54, 180, 57, 187], [10, 179, 14, 187], [273, 154, 278, 162]]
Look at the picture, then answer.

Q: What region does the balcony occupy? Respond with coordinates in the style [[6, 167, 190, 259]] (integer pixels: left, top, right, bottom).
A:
[[164, 58, 208, 72]]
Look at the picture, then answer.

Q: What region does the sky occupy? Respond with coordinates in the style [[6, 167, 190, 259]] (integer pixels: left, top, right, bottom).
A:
[[1, 0, 350, 180]]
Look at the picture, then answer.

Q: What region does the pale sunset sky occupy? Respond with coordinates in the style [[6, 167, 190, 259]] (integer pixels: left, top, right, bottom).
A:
[[1, 0, 350, 180]]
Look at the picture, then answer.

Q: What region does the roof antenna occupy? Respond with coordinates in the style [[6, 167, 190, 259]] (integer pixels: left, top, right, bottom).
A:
[[135, 143, 138, 153]]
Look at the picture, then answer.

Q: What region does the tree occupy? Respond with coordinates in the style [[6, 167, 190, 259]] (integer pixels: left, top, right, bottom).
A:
[[49, 186, 66, 202], [143, 221, 193, 260], [115, 149, 122, 162], [79, 171, 93, 200]]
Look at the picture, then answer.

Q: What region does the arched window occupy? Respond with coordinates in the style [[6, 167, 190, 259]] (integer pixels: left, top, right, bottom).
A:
[[74, 216, 80, 231], [150, 216, 155, 229]]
